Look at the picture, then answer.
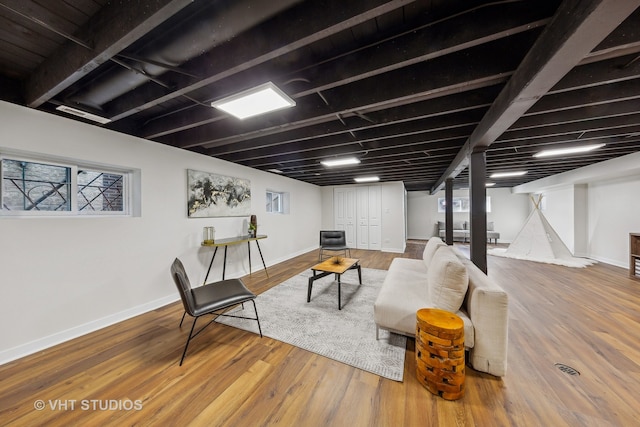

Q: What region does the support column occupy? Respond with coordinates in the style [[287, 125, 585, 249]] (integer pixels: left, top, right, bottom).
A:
[[445, 178, 454, 245], [469, 150, 487, 273]]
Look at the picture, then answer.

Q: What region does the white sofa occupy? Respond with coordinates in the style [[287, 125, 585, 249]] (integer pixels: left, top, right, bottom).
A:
[[373, 237, 508, 377]]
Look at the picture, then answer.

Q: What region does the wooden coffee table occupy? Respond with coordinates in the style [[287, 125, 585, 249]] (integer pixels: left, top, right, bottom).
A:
[[307, 257, 362, 310]]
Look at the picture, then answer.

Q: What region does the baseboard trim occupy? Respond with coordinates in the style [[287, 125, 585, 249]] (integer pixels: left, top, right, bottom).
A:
[[588, 254, 626, 269], [0, 246, 320, 366], [0, 294, 178, 366]]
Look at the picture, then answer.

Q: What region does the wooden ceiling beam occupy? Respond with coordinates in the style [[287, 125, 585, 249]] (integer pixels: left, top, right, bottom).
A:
[[162, 34, 533, 149], [24, 0, 194, 107], [431, 0, 640, 193], [140, 6, 548, 139], [105, 0, 415, 122]]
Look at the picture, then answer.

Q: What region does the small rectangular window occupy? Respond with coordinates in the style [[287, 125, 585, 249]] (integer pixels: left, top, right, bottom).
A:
[[266, 190, 289, 214], [1, 159, 72, 211], [77, 169, 126, 213], [266, 191, 281, 213], [1, 157, 130, 216]]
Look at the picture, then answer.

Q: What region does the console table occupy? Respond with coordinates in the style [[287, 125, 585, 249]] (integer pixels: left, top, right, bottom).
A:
[[201, 234, 268, 283]]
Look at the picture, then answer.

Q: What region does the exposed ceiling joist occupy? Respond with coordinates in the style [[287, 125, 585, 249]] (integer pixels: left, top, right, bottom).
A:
[[432, 0, 640, 193], [2, 0, 639, 191], [22, 0, 194, 108]]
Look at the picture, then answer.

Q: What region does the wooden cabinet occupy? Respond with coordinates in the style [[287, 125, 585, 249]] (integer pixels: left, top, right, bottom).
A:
[[631, 233, 640, 279]]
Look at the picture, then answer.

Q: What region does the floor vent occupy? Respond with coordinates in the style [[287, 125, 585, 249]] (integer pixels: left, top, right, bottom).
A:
[[555, 363, 580, 376]]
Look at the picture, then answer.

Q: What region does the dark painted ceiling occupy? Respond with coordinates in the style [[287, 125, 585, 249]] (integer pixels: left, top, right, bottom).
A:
[[1, 0, 639, 191]]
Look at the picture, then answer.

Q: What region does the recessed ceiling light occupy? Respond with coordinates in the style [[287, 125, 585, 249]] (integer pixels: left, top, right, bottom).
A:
[[354, 176, 379, 183], [211, 82, 295, 119], [485, 182, 496, 187], [267, 169, 283, 174], [320, 157, 361, 167], [533, 143, 606, 158], [490, 171, 527, 178]]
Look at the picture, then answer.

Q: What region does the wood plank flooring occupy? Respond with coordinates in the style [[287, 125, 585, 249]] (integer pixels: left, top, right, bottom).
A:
[[1, 242, 639, 426]]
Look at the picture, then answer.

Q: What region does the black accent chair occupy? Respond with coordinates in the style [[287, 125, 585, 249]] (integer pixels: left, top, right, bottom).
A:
[[170, 258, 262, 366], [319, 230, 351, 261]]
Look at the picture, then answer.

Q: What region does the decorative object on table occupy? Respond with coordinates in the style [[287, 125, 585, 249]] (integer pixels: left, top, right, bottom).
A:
[[202, 226, 215, 244], [332, 256, 343, 265], [187, 169, 251, 218], [248, 214, 257, 237], [308, 256, 361, 310], [217, 268, 406, 381], [415, 308, 465, 400]]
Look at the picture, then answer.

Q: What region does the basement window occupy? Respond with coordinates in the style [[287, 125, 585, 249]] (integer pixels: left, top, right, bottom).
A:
[[266, 190, 289, 214], [1, 157, 131, 216]]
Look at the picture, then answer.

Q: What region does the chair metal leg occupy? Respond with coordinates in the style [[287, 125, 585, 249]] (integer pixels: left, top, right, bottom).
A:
[[179, 311, 187, 327], [251, 299, 263, 338], [178, 299, 262, 365], [179, 316, 198, 366]]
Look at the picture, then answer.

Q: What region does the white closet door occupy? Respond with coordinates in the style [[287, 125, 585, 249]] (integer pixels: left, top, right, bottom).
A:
[[334, 188, 346, 231], [344, 188, 356, 248], [368, 185, 382, 250], [357, 186, 369, 249], [335, 188, 356, 248]]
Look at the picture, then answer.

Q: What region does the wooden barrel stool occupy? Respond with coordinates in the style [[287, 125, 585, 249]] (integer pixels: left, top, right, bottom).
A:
[[415, 308, 465, 400]]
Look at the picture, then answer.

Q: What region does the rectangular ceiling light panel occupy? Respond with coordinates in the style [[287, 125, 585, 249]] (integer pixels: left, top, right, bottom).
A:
[[354, 176, 380, 183], [533, 143, 605, 158], [211, 82, 295, 119], [490, 171, 527, 178], [321, 157, 361, 167]]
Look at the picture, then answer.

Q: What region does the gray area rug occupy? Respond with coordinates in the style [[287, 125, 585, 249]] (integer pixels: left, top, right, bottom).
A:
[[217, 267, 407, 381]]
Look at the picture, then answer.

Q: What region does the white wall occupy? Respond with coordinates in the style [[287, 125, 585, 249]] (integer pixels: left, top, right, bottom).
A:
[[320, 186, 335, 230], [0, 101, 322, 364], [531, 179, 640, 267], [587, 176, 640, 266], [380, 182, 406, 253], [515, 151, 640, 268], [407, 188, 530, 243]]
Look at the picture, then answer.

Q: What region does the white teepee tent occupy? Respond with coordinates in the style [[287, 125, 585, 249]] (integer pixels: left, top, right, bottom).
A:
[[489, 195, 595, 268]]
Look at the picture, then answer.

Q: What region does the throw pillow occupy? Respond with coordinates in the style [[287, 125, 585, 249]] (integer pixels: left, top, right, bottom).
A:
[[423, 237, 446, 268], [487, 221, 494, 231], [427, 247, 469, 312]]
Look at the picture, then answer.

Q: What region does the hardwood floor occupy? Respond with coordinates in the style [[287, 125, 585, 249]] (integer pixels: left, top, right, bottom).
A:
[[1, 242, 639, 426]]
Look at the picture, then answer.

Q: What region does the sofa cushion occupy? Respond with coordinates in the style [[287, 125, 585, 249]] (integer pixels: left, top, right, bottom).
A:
[[427, 247, 469, 312], [487, 221, 494, 231], [453, 221, 466, 230], [437, 221, 445, 231], [422, 236, 446, 269], [374, 258, 430, 335]]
